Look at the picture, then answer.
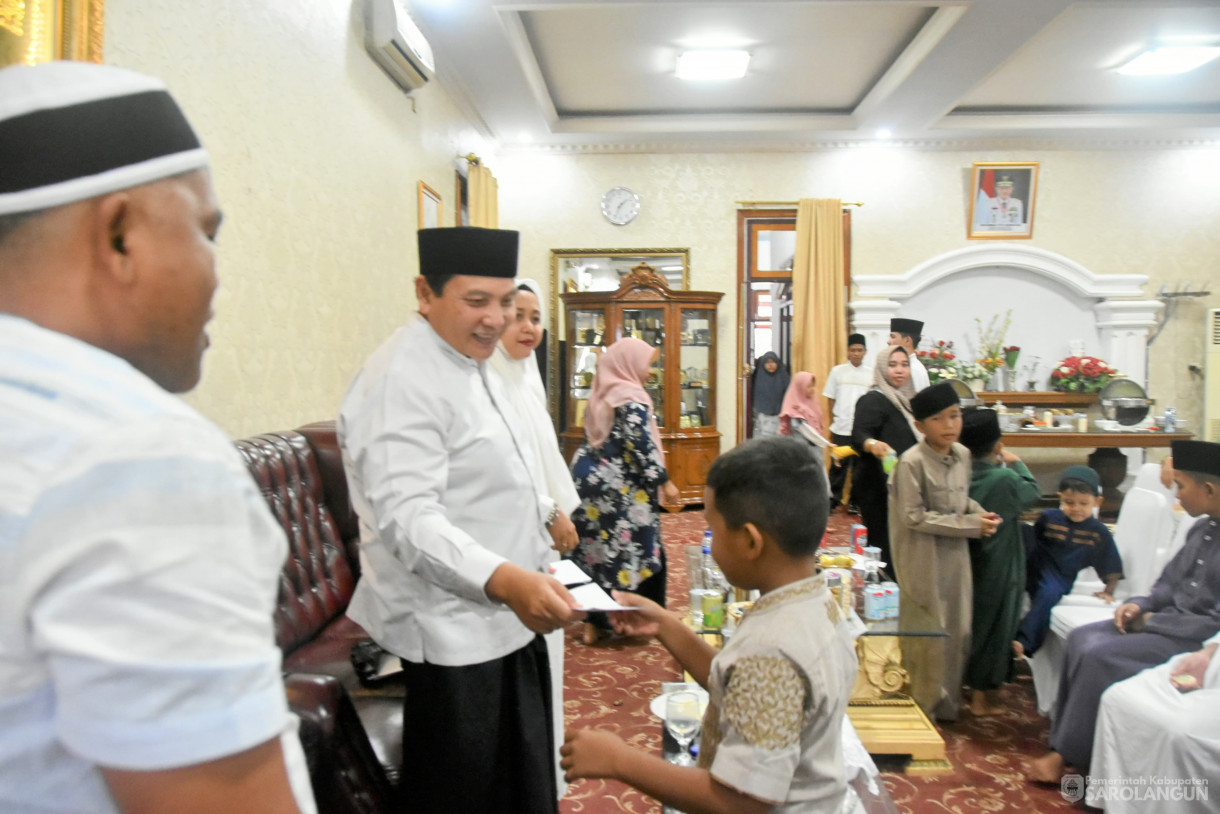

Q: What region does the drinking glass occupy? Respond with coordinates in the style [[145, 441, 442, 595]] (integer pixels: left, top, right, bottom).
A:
[[664, 691, 702, 766]]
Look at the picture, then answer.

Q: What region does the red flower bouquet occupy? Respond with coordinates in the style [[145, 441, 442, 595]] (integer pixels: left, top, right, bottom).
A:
[[916, 340, 961, 383], [1050, 355, 1120, 393]]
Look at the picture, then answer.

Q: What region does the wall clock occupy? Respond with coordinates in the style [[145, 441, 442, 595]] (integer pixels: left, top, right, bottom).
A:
[[600, 186, 641, 226]]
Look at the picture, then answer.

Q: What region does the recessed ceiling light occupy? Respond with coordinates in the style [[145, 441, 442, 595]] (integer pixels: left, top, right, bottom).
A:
[[676, 50, 750, 81], [1116, 45, 1220, 76], [875, 128, 893, 139]]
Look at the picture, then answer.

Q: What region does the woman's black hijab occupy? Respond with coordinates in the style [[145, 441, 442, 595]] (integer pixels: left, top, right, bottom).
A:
[[752, 351, 789, 416]]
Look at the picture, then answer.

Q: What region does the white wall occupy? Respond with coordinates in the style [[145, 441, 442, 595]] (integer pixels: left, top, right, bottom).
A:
[[106, 0, 492, 437], [902, 268, 1101, 387]]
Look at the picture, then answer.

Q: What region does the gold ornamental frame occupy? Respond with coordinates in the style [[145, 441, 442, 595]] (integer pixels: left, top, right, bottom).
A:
[[1, 0, 105, 68]]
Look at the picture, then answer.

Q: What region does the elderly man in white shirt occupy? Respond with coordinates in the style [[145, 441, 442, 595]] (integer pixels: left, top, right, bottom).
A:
[[0, 63, 314, 814], [340, 227, 581, 814]]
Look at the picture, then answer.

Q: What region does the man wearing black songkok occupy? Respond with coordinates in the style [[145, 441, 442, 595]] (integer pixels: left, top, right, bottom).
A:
[[340, 227, 580, 814], [0, 62, 314, 812], [889, 317, 930, 391], [823, 334, 871, 510], [1030, 440, 1220, 784]]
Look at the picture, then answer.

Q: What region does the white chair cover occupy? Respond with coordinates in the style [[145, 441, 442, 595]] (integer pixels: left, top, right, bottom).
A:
[[1029, 471, 1185, 716]]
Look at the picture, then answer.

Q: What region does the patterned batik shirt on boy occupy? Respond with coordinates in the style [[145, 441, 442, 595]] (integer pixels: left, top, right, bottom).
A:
[[1031, 508, 1123, 586], [696, 575, 859, 812]]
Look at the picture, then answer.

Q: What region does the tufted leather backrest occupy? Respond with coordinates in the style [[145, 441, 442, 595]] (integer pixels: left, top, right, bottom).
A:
[[296, 421, 361, 575], [236, 429, 357, 656]]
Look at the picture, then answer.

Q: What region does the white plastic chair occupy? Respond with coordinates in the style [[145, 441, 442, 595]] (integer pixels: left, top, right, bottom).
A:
[[1030, 468, 1180, 714], [1066, 470, 1176, 602]]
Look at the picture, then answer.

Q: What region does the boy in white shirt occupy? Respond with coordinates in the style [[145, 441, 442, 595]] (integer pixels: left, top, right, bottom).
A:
[[561, 437, 860, 813]]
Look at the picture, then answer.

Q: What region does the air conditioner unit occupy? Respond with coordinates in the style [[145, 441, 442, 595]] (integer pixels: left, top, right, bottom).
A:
[[364, 0, 435, 93], [1206, 308, 1220, 442]]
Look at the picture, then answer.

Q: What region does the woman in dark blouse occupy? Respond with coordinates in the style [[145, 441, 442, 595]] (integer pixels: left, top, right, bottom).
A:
[[851, 345, 921, 573]]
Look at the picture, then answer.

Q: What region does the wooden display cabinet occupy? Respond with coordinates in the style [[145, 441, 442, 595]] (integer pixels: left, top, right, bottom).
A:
[[560, 263, 722, 507]]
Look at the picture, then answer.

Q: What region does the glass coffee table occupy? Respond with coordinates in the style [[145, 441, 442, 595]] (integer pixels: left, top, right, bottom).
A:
[[847, 599, 952, 773]]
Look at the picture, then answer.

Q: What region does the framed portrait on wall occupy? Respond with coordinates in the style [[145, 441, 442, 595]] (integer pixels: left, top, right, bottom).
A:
[[418, 181, 441, 229], [968, 162, 1039, 239]]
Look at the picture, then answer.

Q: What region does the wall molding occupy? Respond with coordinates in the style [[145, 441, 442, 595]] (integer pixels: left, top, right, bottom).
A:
[[852, 245, 1148, 300], [849, 245, 1163, 389], [494, 135, 1220, 156]]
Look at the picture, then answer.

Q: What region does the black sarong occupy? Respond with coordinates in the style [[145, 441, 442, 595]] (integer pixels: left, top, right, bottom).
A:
[[401, 635, 557, 814]]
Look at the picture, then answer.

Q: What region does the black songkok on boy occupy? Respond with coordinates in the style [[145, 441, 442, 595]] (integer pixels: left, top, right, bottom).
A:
[[1171, 440, 1220, 480], [0, 61, 208, 216], [910, 381, 959, 421], [848, 333, 866, 347], [418, 227, 519, 280], [890, 318, 924, 337], [961, 408, 1002, 449]]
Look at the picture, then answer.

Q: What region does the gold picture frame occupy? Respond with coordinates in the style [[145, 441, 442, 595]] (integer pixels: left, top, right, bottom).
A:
[[968, 161, 1039, 240], [418, 181, 441, 229], [1, 0, 105, 68]]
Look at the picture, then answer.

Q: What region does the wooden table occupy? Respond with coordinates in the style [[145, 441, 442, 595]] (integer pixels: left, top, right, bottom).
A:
[[1001, 431, 1190, 448], [1000, 431, 1191, 515]]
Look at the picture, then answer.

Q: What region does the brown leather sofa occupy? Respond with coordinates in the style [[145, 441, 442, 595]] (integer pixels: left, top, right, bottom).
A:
[[235, 422, 402, 814]]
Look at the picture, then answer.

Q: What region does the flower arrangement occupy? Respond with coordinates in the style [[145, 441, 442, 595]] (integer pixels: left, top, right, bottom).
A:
[[916, 340, 960, 383], [959, 361, 990, 384], [1003, 345, 1021, 369], [976, 354, 1005, 375], [1050, 355, 1121, 393], [973, 311, 1013, 374]]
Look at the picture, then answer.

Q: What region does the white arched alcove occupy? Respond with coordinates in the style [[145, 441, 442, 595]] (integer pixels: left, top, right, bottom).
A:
[[849, 245, 1162, 388]]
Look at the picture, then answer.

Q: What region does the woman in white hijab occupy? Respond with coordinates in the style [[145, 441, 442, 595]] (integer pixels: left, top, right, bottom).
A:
[[488, 278, 580, 800]]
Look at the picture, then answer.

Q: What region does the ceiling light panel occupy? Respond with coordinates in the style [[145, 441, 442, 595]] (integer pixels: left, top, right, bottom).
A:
[[676, 49, 750, 80], [1116, 45, 1220, 76]]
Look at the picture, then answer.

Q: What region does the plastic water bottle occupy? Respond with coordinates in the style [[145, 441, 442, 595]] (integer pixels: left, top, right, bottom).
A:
[[1164, 406, 1177, 433], [701, 533, 727, 629], [882, 452, 898, 475], [864, 546, 884, 585]]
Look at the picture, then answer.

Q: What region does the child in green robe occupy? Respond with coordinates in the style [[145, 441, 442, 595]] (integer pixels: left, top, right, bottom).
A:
[[960, 409, 1042, 716]]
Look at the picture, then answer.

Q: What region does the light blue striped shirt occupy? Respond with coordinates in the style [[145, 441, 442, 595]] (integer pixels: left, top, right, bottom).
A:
[[0, 316, 314, 813]]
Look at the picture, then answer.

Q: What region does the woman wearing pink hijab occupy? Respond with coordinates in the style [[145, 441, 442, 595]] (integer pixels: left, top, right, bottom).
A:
[[569, 337, 679, 645], [778, 371, 827, 439]]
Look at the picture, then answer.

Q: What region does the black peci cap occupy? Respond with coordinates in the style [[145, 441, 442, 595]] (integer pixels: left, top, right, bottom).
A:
[[910, 381, 959, 421], [418, 227, 519, 279]]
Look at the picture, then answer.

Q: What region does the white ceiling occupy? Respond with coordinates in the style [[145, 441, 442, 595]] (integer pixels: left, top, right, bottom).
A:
[[406, 0, 1220, 151]]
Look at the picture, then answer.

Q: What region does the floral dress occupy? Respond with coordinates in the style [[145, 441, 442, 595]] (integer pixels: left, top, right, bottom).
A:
[[569, 401, 668, 607]]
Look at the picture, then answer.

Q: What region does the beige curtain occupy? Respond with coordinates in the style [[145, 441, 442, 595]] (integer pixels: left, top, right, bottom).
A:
[[468, 164, 499, 228], [791, 198, 846, 420]]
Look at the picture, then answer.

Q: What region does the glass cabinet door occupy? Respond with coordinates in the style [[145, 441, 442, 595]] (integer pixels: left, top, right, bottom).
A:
[[679, 308, 714, 430], [621, 307, 666, 427], [567, 308, 606, 428]]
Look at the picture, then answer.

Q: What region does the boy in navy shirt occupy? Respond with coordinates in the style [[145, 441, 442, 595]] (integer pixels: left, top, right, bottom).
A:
[[1014, 465, 1123, 658]]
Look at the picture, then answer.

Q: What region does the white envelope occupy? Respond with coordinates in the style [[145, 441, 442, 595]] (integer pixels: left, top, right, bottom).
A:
[[547, 559, 592, 586], [568, 582, 632, 612]]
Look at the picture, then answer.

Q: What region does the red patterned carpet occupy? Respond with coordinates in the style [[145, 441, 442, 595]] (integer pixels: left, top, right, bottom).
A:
[[559, 509, 1077, 814]]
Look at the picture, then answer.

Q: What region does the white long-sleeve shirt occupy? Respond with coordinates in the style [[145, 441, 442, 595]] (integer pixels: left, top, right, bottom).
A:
[[340, 316, 553, 666]]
